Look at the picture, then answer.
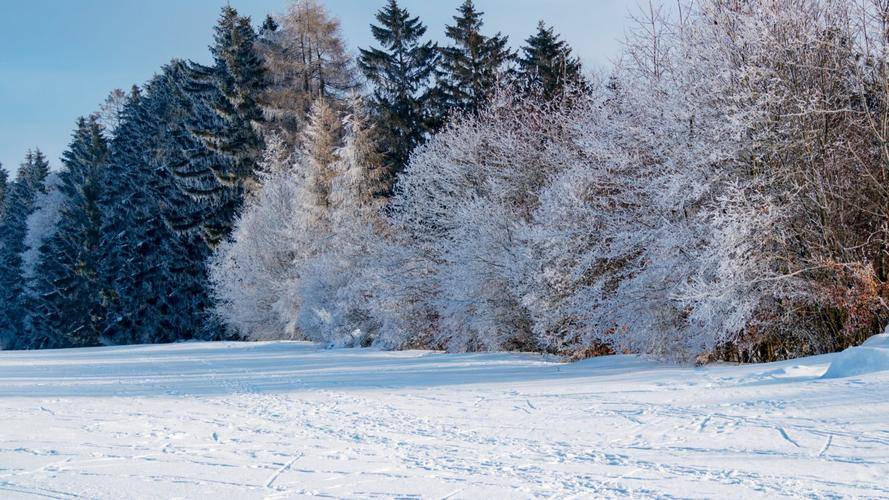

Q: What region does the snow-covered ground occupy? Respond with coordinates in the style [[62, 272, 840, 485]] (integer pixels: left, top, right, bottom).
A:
[[1, 339, 887, 499]]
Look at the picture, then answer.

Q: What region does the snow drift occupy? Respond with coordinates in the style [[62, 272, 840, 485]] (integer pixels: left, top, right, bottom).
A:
[[822, 328, 889, 379]]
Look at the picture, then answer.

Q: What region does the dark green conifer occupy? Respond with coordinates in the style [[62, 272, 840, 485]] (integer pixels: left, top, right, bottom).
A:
[[436, 0, 513, 115], [28, 118, 108, 348], [518, 21, 585, 99], [359, 0, 439, 184], [186, 6, 268, 245]]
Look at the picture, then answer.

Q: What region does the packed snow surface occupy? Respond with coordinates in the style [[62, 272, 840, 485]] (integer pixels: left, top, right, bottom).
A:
[[1, 342, 887, 498]]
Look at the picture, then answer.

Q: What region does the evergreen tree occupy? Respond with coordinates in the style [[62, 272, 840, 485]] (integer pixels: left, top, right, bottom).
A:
[[97, 74, 219, 345], [260, 14, 278, 37], [359, 0, 438, 184], [158, 60, 226, 237], [0, 150, 49, 349], [144, 67, 226, 341], [436, 0, 513, 115], [28, 118, 108, 348], [187, 6, 268, 245], [518, 21, 585, 99]]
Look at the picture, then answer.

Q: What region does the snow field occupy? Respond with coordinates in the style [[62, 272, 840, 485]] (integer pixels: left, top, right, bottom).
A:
[[0, 341, 887, 498]]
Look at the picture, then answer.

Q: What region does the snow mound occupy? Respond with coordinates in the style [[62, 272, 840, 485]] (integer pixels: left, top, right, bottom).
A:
[[822, 329, 889, 379]]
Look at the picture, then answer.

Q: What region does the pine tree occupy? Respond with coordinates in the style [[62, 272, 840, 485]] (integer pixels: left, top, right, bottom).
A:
[[436, 0, 513, 116], [0, 150, 49, 349], [28, 118, 108, 348], [187, 6, 268, 245], [518, 21, 585, 99], [359, 0, 439, 184]]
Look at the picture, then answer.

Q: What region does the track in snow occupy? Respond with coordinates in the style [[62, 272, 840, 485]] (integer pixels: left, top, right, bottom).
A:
[[0, 341, 887, 498]]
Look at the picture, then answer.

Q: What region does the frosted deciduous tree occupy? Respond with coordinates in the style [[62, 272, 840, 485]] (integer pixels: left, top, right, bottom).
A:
[[210, 99, 343, 340], [296, 95, 389, 346], [259, 0, 356, 145]]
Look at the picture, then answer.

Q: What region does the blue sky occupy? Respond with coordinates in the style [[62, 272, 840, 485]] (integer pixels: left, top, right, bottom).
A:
[[0, 0, 632, 174]]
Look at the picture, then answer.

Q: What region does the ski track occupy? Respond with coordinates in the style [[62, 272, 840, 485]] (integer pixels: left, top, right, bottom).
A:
[[0, 341, 886, 498]]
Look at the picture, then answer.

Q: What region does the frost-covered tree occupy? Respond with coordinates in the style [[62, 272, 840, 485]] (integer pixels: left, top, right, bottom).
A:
[[386, 88, 586, 352], [330, 95, 389, 208], [435, 0, 513, 116], [675, 0, 889, 358], [211, 95, 395, 345], [299, 98, 343, 220], [514, 0, 889, 361], [211, 99, 344, 340], [210, 142, 308, 339], [359, 0, 439, 183], [28, 118, 109, 348], [296, 95, 389, 346], [95, 88, 129, 137], [21, 174, 63, 285]]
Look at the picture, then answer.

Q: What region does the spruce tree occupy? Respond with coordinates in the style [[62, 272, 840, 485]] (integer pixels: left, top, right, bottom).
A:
[[187, 6, 267, 245], [159, 60, 226, 237], [518, 21, 585, 99], [0, 150, 49, 349], [359, 0, 438, 184], [28, 118, 108, 348], [144, 67, 225, 341], [98, 74, 219, 345], [436, 0, 513, 116], [260, 14, 278, 37]]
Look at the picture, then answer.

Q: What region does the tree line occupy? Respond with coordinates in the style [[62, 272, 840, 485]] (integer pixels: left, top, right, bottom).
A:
[[3, 0, 887, 363], [0, 0, 584, 351]]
